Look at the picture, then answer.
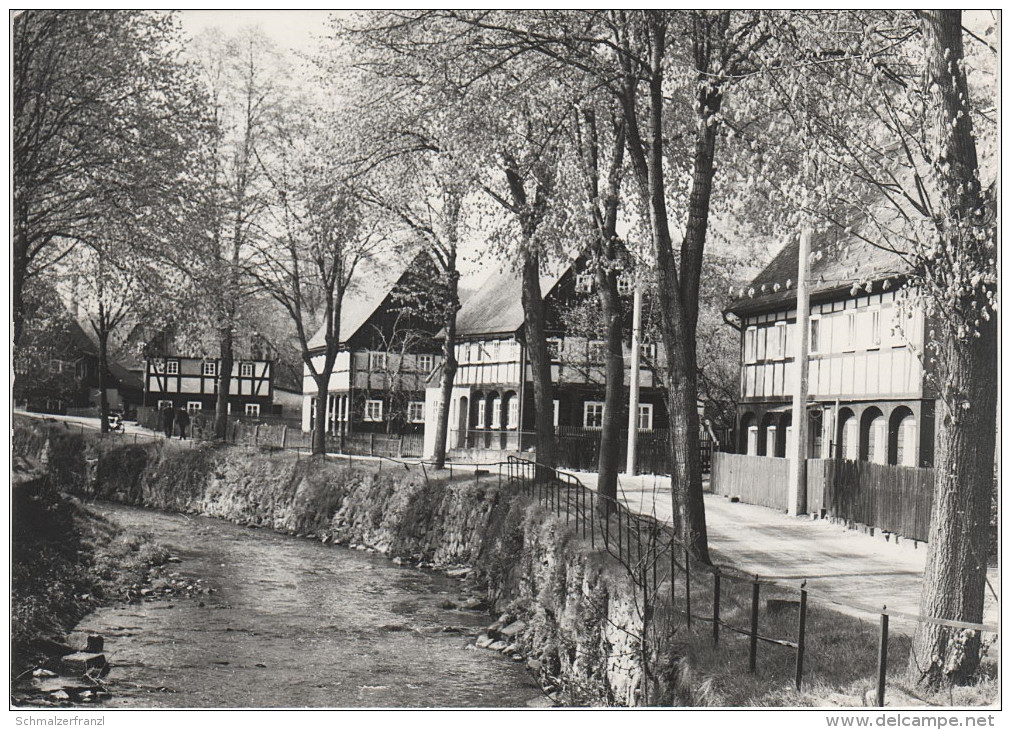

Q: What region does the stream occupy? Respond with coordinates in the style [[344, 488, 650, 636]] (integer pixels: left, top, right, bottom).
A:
[[67, 503, 544, 708]]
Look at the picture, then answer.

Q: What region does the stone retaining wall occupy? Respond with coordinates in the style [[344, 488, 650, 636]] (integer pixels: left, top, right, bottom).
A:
[[15, 420, 658, 705]]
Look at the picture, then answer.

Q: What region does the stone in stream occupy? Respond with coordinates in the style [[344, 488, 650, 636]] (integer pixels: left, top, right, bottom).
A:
[[500, 620, 526, 638], [475, 634, 493, 649], [487, 640, 508, 652], [445, 567, 471, 578], [85, 636, 104, 653], [60, 652, 108, 676]]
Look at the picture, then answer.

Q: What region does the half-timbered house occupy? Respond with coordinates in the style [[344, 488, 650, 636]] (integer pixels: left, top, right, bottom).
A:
[[725, 232, 934, 467], [423, 260, 669, 461], [300, 254, 443, 437], [144, 356, 273, 416]]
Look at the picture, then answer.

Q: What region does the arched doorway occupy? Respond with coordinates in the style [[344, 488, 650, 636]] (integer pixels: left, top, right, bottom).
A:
[[860, 406, 886, 463], [838, 407, 857, 460], [486, 391, 500, 448], [888, 406, 917, 466]]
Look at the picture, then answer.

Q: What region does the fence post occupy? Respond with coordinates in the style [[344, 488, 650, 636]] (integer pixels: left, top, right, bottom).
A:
[[254, 424, 260, 446], [370, 432, 375, 456], [713, 570, 721, 646], [749, 578, 760, 673], [590, 491, 595, 548], [876, 608, 889, 707], [398, 435, 403, 458], [685, 545, 692, 629], [795, 583, 808, 691], [281, 425, 287, 450]]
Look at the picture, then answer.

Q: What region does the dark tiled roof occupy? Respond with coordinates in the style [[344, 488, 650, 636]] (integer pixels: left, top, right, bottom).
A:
[[726, 231, 908, 316], [67, 318, 143, 390], [306, 256, 413, 351], [454, 263, 567, 339]]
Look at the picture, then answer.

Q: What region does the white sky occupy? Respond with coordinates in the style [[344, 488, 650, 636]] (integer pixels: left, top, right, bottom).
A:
[[177, 10, 338, 53]]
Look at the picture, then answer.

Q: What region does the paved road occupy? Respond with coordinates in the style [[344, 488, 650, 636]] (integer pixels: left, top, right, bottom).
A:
[[571, 470, 1000, 635]]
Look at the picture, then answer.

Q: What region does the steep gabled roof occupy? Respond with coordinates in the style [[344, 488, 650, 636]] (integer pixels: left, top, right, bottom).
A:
[[454, 262, 568, 339], [726, 231, 908, 317], [306, 255, 416, 351], [66, 318, 144, 391]]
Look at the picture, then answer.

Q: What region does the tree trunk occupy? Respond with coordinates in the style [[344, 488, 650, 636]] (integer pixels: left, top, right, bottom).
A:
[[910, 314, 997, 685], [97, 328, 110, 434], [909, 9, 997, 687], [520, 253, 555, 472], [637, 13, 711, 562], [214, 325, 233, 439], [313, 389, 328, 455], [433, 309, 458, 469], [596, 268, 624, 512]]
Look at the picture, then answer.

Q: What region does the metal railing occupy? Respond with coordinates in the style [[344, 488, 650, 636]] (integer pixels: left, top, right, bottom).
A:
[[503, 455, 999, 706]]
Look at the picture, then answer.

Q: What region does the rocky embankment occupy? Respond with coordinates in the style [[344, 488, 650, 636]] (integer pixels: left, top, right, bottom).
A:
[[11, 434, 173, 705], [14, 420, 660, 706]]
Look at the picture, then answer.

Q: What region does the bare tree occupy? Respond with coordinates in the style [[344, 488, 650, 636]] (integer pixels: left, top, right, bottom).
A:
[[250, 118, 387, 455]]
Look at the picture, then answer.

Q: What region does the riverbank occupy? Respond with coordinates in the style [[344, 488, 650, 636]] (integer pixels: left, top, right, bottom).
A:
[[12, 417, 996, 707], [11, 458, 169, 698]]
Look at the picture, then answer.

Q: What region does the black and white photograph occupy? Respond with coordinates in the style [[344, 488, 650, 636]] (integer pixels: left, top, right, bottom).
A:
[[10, 8, 1001, 719]]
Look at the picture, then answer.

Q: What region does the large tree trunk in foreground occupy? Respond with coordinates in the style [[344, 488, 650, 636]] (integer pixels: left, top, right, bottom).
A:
[[621, 12, 712, 562], [910, 314, 997, 685], [521, 253, 556, 472], [909, 9, 998, 687]]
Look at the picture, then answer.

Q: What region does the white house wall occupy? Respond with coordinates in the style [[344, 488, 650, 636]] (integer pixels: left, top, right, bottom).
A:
[[302, 351, 352, 396], [740, 291, 924, 401]]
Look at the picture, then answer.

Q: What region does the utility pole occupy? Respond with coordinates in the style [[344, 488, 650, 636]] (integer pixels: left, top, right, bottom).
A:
[[787, 229, 812, 516], [626, 283, 642, 476]]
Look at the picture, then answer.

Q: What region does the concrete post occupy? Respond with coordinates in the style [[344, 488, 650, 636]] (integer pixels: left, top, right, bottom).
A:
[[787, 229, 812, 516], [626, 283, 643, 476]]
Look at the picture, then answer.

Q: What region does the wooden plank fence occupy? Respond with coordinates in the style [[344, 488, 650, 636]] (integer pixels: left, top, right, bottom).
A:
[[709, 453, 791, 510], [711, 454, 934, 542], [826, 459, 934, 542]]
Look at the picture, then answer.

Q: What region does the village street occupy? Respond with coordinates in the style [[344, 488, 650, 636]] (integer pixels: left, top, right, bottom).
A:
[[573, 470, 1000, 636]]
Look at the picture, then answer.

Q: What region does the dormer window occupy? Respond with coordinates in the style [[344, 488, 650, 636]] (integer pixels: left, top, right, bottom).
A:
[[617, 275, 634, 297], [575, 273, 594, 293]]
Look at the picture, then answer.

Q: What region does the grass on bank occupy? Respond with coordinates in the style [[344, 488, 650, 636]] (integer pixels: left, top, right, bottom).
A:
[[563, 517, 998, 708], [12, 475, 168, 675]]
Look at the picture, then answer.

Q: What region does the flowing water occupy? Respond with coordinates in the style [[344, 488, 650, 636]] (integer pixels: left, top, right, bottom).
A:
[[69, 503, 543, 708]]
